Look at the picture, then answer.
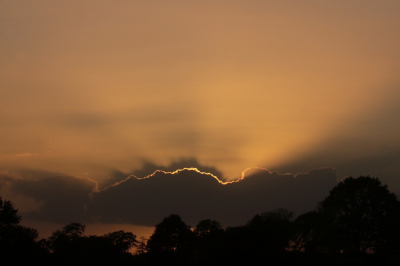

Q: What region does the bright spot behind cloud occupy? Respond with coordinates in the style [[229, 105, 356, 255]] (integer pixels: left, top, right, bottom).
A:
[[1, 1, 400, 186]]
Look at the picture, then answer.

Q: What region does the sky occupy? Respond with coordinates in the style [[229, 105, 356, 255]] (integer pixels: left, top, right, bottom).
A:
[[1, 0, 400, 238]]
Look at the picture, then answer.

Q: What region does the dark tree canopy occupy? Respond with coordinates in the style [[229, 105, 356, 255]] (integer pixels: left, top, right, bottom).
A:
[[146, 214, 194, 265], [247, 208, 295, 254], [318, 176, 400, 254], [46, 222, 86, 254], [192, 219, 224, 264], [147, 214, 193, 254], [104, 230, 137, 253], [194, 219, 223, 238], [45, 222, 137, 265], [3, 174, 400, 265], [0, 197, 45, 264], [291, 210, 322, 253], [0, 197, 21, 228]]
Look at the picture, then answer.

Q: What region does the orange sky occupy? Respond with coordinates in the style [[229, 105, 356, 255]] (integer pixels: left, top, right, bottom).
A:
[[1, 1, 400, 186], [2, 1, 400, 241]]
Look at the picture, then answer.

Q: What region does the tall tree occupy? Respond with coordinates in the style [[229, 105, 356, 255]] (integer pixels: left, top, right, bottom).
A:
[[290, 210, 322, 253], [247, 208, 295, 253], [103, 230, 137, 253], [193, 219, 224, 264], [46, 222, 86, 255], [0, 197, 21, 228], [146, 214, 194, 265], [194, 219, 223, 239], [0, 197, 46, 264], [218, 209, 295, 265], [317, 176, 400, 254]]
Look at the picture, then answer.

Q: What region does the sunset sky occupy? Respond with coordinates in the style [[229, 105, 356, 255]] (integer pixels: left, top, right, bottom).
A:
[[1, 1, 400, 237]]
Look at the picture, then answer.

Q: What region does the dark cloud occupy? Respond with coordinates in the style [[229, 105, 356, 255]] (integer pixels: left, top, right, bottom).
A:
[[100, 158, 225, 189], [11, 175, 97, 223], [0, 171, 19, 190], [91, 167, 337, 227], [273, 147, 400, 191], [2, 167, 337, 227]]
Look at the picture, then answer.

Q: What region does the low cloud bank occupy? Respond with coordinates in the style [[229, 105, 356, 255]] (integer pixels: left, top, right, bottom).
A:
[[2, 167, 337, 227], [91, 167, 337, 226], [12, 175, 97, 223]]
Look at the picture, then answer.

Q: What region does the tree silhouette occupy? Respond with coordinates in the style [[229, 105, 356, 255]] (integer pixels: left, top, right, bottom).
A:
[[246, 208, 295, 254], [247, 208, 295, 265], [103, 230, 137, 253], [290, 210, 322, 253], [316, 176, 400, 254], [134, 236, 148, 255], [46, 222, 86, 255], [146, 214, 194, 265], [0, 197, 21, 228], [194, 219, 223, 238], [217, 209, 295, 265], [192, 219, 224, 264], [46, 222, 136, 265], [0, 197, 47, 264]]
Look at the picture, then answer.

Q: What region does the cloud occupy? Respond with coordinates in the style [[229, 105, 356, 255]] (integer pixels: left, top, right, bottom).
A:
[[273, 148, 400, 190], [101, 158, 225, 189], [11, 175, 97, 223], [90, 167, 337, 227], [0, 171, 44, 214], [2, 166, 337, 227]]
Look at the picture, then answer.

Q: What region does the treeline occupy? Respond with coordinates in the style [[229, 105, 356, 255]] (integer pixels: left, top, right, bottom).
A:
[[1, 176, 400, 265]]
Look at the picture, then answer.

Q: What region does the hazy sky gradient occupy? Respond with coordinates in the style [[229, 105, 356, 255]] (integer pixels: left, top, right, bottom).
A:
[[2, 1, 400, 182], [1, 1, 400, 236]]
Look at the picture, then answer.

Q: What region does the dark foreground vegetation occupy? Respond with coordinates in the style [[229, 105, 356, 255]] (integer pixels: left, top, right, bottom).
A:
[[1, 176, 400, 265]]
